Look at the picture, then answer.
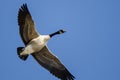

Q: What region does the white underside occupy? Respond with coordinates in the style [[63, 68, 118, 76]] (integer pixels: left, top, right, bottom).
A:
[[20, 35, 50, 55]]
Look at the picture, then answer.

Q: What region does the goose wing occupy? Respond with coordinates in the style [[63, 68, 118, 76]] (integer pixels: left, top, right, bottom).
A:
[[32, 46, 75, 80], [18, 4, 39, 45]]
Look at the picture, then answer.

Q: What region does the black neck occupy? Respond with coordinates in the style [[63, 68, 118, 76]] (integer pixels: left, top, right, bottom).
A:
[[49, 31, 60, 38]]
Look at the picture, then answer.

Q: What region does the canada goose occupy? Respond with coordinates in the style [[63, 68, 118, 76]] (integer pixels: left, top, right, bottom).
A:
[[17, 4, 75, 80]]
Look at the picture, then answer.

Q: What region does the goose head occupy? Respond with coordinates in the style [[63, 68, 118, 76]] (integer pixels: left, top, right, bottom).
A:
[[49, 29, 66, 38]]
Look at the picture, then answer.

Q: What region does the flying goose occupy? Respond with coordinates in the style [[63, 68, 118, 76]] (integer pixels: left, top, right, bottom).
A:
[[17, 4, 75, 80]]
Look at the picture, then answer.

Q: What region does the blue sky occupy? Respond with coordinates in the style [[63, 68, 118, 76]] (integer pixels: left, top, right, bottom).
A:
[[0, 0, 120, 80]]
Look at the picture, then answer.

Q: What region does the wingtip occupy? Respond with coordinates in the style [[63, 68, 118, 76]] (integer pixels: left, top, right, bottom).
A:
[[23, 3, 27, 8], [63, 68, 75, 80], [18, 3, 31, 26], [20, 3, 28, 11], [53, 68, 75, 80]]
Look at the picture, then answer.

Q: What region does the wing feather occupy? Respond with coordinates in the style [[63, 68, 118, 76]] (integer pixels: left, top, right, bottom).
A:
[[18, 4, 39, 45], [32, 46, 75, 80]]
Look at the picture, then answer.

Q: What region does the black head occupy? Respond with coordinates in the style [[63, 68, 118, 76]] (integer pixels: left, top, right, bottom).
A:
[[49, 29, 66, 38], [58, 29, 66, 34]]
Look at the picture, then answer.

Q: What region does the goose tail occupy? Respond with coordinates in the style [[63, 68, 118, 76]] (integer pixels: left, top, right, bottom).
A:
[[17, 47, 29, 61]]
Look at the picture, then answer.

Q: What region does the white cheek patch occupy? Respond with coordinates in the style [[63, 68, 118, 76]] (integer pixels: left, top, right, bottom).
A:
[[59, 31, 63, 34]]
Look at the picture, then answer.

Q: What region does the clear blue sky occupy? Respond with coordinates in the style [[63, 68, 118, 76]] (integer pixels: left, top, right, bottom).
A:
[[0, 0, 120, 80]]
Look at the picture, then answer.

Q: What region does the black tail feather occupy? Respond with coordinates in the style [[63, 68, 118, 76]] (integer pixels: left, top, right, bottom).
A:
[[17, 47, 29, 61]]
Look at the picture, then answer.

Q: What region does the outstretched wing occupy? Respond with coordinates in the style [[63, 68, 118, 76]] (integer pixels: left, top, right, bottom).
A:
[[32, 46, 75, 80], [18, 4, 39, 45]]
